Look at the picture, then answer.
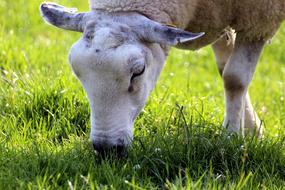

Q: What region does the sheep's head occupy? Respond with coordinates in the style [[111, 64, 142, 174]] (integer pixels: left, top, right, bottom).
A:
[[40, 2, 204, 156]]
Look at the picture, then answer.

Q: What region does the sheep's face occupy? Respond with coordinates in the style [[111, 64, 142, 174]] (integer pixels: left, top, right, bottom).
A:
[[40, 2, 203, 155], [69, 21, 166, 153]]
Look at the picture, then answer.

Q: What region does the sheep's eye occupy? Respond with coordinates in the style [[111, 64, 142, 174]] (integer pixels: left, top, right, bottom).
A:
[[131, 66, 145, 81], [84, 29, 94, 41]]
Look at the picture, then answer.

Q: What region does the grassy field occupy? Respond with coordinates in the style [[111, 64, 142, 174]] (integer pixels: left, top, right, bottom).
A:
[[1, 0, 285, 189]]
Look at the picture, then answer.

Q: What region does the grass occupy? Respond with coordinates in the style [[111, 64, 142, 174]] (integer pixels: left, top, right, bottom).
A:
[[0, 0, 285, 189]]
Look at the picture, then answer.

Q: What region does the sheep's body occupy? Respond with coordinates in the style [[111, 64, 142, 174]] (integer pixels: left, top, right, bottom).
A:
[[91, 0, 285, 49]]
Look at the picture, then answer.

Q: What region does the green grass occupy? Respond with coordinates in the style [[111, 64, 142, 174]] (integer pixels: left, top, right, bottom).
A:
[[1, 0, 285, 189]]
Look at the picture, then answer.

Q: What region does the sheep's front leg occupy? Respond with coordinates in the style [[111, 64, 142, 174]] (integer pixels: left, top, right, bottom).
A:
[[212, 34, 263, 137], [212, 31, 235, 76], [221, 40, 264, 136]]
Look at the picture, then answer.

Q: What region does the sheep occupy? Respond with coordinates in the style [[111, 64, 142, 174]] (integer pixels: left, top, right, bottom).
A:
[[91, 0, 285, 48], [40, 0, 285, 155]]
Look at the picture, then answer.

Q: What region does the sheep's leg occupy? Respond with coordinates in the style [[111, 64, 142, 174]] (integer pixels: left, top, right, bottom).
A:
[[212, 35, 263, 137], [212, 31, 235, 76], [243, 93, 263, 137], [220, 40, 264, 136]]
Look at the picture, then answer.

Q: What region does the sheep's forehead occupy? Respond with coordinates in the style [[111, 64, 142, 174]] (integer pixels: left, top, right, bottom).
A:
[[72, 22, 144, 75], [94, 28, 127, 49], [84, 19, 134, 47]]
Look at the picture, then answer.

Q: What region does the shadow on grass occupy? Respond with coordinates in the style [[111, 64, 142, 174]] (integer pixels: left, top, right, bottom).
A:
[[1, 124, 285, 189], [1, 89, 285, 188]]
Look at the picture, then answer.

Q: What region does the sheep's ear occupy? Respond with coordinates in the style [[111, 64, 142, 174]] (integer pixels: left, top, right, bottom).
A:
[[133, 19, 204, 46], [40, 2, 86, 32]]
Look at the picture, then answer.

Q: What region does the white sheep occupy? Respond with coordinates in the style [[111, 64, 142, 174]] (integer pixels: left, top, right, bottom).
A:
[[40, 0, 285, 155]]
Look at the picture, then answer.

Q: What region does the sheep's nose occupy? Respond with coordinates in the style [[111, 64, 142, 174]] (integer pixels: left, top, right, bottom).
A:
[[93, 143, 128, 158]]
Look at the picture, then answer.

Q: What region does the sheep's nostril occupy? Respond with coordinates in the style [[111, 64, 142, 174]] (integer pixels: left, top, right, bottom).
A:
[[93, 143, 128, 158], [93, 143, 104, 154]]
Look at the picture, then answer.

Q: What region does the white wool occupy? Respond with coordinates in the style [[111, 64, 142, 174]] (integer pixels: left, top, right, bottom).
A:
[[89, 0, 285, 42]]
